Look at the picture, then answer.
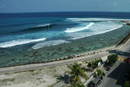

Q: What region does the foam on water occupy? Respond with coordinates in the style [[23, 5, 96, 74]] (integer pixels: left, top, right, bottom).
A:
[[66, 21, 123, 40], [32, 40, 70, 49], [64, 23, 94, 33], [0, 38, 46, 48], [66, 18, 130, 22]]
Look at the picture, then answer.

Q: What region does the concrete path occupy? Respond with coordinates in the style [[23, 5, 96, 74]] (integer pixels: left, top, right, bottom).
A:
[[0, 51, 109, 74]]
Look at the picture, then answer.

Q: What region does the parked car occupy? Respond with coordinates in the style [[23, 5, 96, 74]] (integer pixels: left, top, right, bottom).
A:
[[90, 78, 101, 87], [106, 65, 110, 71], [119, 51, 124, 55], [125, 58, 130, 64]]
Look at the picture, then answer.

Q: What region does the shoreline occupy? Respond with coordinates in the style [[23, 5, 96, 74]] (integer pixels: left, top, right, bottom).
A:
[[0, 23, 130, 73], [1, 32, 130, 73], [0, 33, 130, 87], [0, 24, 130, 68], [0, 45, 116, 74]]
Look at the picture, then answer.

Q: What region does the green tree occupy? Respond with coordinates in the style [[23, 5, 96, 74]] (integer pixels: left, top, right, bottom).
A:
[[108, 54, 118, 65], [124, 81, 130, 87], [97, 69, 102, 77], [67, 62, 88, 84], [88, 59, 102, 69]]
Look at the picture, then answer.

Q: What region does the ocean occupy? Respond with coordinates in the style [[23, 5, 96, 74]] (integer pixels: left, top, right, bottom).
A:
[[0, 12, 130, 67]]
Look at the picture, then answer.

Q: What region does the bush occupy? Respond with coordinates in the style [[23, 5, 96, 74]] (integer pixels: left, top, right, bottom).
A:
[[88, 59, 102, 69], [97, 69, 102, 77], [124, 81, 130, 87], [108, 54, 118, 65]]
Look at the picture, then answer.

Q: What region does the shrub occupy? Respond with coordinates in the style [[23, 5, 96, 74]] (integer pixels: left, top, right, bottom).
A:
[[97, 69, 102, 77], [124, 81, 130, 87], [88, 59, 102, 69], [108, 54, 118, 65]]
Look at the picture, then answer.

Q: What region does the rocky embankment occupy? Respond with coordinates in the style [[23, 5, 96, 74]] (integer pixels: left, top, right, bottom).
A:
[[120, 20, 130, 25]]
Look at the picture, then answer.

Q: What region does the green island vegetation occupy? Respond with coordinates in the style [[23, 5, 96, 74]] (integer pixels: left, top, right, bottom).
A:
[[124, 81, 130, 87], [107, 54, 118, 65], [97, 69, 102, 77], [67, 62, 88, 87], [87, 58, 103, 69]]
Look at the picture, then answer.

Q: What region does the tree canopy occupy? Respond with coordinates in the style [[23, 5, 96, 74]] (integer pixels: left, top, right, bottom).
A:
[[67, 62, 88, 84]]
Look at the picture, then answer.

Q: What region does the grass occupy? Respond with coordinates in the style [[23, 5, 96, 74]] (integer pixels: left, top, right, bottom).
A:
[[0, 78, 15, 86], [53, 74, 58, 78], [1, 78, 15, 82]]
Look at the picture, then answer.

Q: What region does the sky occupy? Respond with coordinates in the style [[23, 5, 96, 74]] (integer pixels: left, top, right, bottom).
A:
[[0, 0, 130, 13]]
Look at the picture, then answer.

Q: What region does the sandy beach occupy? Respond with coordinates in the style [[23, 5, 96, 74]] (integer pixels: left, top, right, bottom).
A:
[[0, 65, 70, 87], [0, 44, 120, 87], [0, 43, 118, 87]]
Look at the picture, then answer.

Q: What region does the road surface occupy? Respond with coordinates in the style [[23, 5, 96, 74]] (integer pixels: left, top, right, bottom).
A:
[[0, 51, 109, 74], [99, 38, 130, 87]]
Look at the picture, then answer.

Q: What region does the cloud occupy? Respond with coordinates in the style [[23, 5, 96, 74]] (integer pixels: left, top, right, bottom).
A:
[[0, 4, 5, 8]]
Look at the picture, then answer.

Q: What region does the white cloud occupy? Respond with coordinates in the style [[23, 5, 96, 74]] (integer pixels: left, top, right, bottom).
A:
[[0, 4, 5, 8]]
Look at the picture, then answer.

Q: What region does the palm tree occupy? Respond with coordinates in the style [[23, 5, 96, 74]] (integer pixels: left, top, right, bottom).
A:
[[67, 62, 88, 84]]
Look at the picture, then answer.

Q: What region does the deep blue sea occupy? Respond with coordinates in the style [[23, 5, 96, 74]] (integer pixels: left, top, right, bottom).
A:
[[0, 12, 130, 49], [0, 12, 130, 67]]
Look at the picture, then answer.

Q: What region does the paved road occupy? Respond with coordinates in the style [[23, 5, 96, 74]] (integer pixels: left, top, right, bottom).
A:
[[99, 38, 130, 87], [0, 51, 108, 74]]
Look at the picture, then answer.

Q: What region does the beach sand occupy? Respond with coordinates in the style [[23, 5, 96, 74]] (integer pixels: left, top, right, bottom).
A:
[[0, 58, 102, 87], [0, 65, 69, 87], [0, 44, 119, 87]]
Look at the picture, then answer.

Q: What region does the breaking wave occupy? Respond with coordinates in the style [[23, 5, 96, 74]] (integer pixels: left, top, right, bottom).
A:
[[64, 23, 94, 33], [66, 21, 123, 40], [32, 40, 70, 49], [66, 18, 130, 22], [22, 23, 52, 31], [0, 38, 46, 48]]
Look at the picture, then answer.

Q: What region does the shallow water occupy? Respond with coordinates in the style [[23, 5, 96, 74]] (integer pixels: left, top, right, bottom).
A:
[[0, 24, 130, 67]]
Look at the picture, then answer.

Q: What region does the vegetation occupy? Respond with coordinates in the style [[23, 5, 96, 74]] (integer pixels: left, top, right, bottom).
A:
[[86, 67, 94, 72], [107, 54, 118, 65], [88, 59, 102, 69], [97, 69, 102, 77], [67, 62, 88, 84], [0, 78, 15, 86], [124, 81, 130, 87]]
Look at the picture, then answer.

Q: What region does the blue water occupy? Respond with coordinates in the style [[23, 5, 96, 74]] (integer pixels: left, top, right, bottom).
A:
[[0, 17, 123, 48], [0, 12, 130, 67], [1, 12, 130, 49]]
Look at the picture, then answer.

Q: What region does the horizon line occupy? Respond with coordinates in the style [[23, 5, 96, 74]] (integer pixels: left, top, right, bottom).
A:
[[0, 11, 130, 14]]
